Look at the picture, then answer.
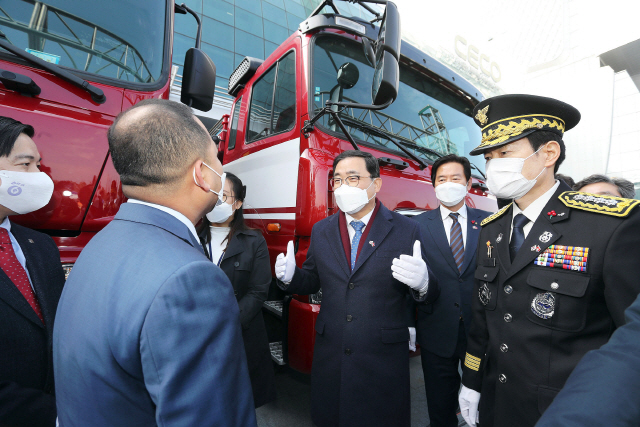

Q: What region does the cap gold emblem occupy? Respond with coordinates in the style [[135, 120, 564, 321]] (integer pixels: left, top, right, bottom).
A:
[[475, 105, 489, 126]]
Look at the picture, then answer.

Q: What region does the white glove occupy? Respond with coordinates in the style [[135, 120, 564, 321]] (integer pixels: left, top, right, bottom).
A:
[[459, 385, 481, 427], [275, 240, 295, 283], [391, 240, 429, 292], [408, 327, 416, 352]]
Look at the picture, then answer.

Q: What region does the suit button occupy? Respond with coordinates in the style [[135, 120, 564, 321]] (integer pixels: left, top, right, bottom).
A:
[[504, 285, 513, 294], [346, 315, 353, 322], [500, 343, 508, 353], [499, 374, 507, 383], [504, 313, 512, 322], [551, 281, 559, 290], [345, 348, 352, 355], [234, 261, 240, 267], [458, 278, 463, 282], [454, 302, 460, 307], [348, 283, 355, 289], [234, 290, 238, 296]]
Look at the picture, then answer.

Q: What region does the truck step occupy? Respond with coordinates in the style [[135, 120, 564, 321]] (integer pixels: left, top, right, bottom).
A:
[[263, 300, 283, 317], [269, 341, 286, 365]]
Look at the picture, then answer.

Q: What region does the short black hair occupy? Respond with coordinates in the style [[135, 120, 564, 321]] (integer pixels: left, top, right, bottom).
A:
[[573, 174, 636, 199], [527, 130, 565, 174], [332, 150, 380, 178], [0, 116, 34, 158], [108, 99, 211, 186], [431, 154, 471, 184]]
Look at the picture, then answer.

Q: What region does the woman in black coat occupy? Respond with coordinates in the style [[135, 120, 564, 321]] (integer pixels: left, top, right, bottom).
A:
[[198, 173, 276, 408]]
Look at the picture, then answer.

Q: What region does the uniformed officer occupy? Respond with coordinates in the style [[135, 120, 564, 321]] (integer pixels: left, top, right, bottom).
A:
[[457, 94, 640, 427]]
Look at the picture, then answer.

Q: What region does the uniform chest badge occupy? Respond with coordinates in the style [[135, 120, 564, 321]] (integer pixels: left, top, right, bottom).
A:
[[479, 283, 491, 306], [539, 231, 553, 243], [531, 245, 541, 252], [496, 233, 503, 243], [531, 292, 556, 319]]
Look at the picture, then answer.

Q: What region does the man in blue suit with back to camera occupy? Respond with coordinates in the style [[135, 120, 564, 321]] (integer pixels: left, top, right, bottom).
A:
[[274, 150, 439, 427], [411, 154, 490, 427], [53, 99, 256, 426]]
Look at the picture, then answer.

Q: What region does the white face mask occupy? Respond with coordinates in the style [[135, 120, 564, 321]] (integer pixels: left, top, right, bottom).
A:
[[485, 145, 547, 200], [0, 170, 54, 215], [334, 179, 375, 215], [435, 182, 468, 207], [207, 200, 235, 224], [194, 162, 226, 207]]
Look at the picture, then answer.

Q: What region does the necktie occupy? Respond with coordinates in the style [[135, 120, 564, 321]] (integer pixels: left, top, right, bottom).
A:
[[449, 212, 464, 273], [0, 228, 43, 323], [350, 220, 365, 270], [509, 213, 529, 262]]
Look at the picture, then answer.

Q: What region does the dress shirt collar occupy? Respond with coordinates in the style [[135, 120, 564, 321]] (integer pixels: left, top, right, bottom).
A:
[[345, 206, 374, 228], [512, 180, 560, 224], [127, 199, 199, 241], [440, 203, 467, 221], [0, 216, 11, 233]]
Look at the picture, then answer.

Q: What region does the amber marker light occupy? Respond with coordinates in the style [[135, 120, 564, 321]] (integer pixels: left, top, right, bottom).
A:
[[267, 223, 281, 232]]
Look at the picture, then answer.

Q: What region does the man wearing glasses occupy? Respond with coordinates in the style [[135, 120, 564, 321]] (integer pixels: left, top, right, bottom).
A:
[[275, 150, 439, 427]]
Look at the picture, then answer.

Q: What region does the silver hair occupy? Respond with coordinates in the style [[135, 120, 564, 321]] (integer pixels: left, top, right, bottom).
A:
[[573, 174, 636, 199]]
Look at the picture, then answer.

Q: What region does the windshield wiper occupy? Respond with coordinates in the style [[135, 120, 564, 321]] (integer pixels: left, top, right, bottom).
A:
[[339, 116, 429, 170], [0, 31, 106, 104], [470, 162, 486, 180]]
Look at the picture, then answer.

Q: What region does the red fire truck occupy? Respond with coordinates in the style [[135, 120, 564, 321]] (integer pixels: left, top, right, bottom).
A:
[[0, 0, 216, 277], [213, 1, 497, 373]]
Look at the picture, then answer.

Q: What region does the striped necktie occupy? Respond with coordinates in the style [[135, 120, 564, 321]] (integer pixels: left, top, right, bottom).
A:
[[350, 220, 365, 270], [449, 212, 464, 273]]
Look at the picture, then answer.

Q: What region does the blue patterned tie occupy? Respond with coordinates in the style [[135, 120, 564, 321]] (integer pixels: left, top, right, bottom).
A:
[[350, 220, 365, 270], [509, 213, 529, 262], [449, 213, 464, 273]]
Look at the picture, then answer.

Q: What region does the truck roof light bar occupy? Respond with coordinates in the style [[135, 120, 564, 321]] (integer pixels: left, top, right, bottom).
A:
[[228, 56, 263, 97]]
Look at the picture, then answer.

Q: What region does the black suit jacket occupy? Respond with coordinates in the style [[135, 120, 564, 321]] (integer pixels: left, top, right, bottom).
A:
[[412, 206, 490, 358], [0, 221, 65, 427], [280, 202, 439, 427], [218, 229, 276, 408]]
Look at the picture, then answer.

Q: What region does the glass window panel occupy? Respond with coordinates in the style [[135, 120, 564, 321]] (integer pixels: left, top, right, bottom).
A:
[[201, 43, 234, 79], [263, 20, 289, 45], [235, 29, 264, 59], [181, 0, 202, 14], [286, 12, 302, 32], [202, 17, 234, 50], [263, 0, 285, 8], [262, 2, 286, 24], [235, 0, 262, 13], [174, 12, 198, 38], [265, 40, 279, 58], [247, 65, 276, 142], [273, 51, 296, 134], [284, 0, 306, 18], [228, 96, 243, 150], [235, 7, 263, 38], [203, 0, 234, 25], [172, 33, 195, 66]]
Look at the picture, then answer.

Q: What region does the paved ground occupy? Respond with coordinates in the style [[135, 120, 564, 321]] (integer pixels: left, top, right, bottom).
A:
[[256, 356, 468, 427]]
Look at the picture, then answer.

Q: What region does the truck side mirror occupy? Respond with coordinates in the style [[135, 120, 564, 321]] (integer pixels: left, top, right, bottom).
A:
[[371, 1, 401, 106], [181, 48, 216, 111]]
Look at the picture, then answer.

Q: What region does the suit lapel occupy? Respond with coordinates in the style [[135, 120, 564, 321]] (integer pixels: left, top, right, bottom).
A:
[[221, 233, 244, 262], [324, 214, 350, 276], [426, 208, 459, 275], [459, 209, 482, 275], [495, 205, 514, 275], [351, 205, 393, 275]]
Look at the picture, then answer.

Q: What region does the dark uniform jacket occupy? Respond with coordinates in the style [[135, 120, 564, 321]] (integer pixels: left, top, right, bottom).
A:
[[412, 206, 490, 357], [0, 222, 65, 427], [461, 181, 640, 427], [280, 201, 439, 427], [219, 229, 276, 408]]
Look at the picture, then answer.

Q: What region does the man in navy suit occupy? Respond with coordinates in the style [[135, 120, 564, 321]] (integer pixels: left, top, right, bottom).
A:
[[0, 116, 65, 427], [412, 154, 490, 427], [53, 100, 256, 426], [274, 150, 439, 427]]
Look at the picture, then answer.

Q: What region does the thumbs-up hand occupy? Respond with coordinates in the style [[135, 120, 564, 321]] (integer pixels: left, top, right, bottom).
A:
[[275, 240, 296, 283], [391, 240, 429, 292]]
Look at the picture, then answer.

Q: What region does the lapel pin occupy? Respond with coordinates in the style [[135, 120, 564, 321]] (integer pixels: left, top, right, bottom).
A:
[[369, 241, 375, 247], [531, 245, 541, 252], [471, 220, 477, 224], [547, 210, 557, 219], [28, 239, 34, 243], [496, 233, 503, 243], [557, 212, 565, 217], [486, 241, 493, 258], [539, 231, 553, 243], [473, 225, 478, 229]]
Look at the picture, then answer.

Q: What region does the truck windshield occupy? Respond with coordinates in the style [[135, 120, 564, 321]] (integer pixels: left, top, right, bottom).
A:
[[0, 0, 166, 84], [312, 34, 484, 173]]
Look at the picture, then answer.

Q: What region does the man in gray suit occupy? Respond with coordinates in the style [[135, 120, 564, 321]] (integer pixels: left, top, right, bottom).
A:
[[53, 99, 256, 426]]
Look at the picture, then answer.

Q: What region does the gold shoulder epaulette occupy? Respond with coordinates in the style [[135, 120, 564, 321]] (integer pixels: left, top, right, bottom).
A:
[[481, 203, 512, 226], [559, 191, 640, 217]]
